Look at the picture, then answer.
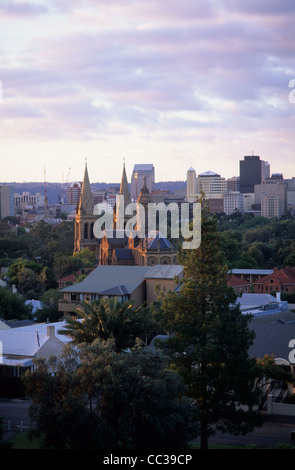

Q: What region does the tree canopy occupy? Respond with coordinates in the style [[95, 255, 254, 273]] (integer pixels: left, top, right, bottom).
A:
[[156, 200, 264, 449]]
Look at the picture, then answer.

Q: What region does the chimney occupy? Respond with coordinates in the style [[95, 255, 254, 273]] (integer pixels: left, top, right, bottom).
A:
[[47, 325, 55, 338]]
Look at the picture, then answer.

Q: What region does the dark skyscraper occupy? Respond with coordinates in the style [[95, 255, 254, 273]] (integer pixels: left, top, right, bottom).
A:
[[239, 155, 269, 193]]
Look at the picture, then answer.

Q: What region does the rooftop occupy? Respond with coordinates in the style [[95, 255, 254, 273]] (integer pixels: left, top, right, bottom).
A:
[[60, 264, 183, 294], [199, 171, 220, 177]]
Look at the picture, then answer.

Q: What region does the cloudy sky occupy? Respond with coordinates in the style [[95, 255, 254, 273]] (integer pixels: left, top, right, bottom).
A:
[[0, 0, 295, 184]]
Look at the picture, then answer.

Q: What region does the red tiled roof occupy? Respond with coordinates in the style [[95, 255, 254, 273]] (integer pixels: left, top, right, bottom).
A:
[[58, 268, 94, 284], [253, 267, 295, 285], [227, 274, 250, 287]]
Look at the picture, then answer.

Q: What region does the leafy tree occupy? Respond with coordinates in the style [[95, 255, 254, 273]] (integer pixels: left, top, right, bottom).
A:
[[156, 199, 264, 449], [58, 297, 162, 352], [53, 248, 96, 279], [35, 289, 64, 323], [24, 339, 198, 449], [0, 287, 32, 320]]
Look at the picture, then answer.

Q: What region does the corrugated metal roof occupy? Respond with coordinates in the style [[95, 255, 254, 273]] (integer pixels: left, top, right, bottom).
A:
[[249, 322, 295, 362], [60, 266, 152, 294], [230, 269, 273, 275], [60, 264, 183, 294], [0, 321, 70, 358]]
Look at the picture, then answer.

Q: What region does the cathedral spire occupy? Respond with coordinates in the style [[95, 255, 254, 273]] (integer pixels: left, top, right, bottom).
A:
[[77, 159, 93, 216], [119, 159, 131, 205]]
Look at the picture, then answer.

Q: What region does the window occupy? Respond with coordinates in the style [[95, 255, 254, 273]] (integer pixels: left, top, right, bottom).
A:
[[71, 293, 80, 301]]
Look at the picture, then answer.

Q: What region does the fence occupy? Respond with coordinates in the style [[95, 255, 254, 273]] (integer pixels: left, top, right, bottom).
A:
[[267, 394, 295, 417], [1, 417, 33, 439]]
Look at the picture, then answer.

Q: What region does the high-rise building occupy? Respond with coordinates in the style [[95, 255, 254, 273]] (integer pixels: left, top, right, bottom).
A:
[[254, 177, 286, 215], [197, 171, 226, 195], [0, 185, 14, 219], [223, 191, 244, 215], [14, 191, 45, 208], [67, 182, 82, 205], [226, 176, 240, 192], [261, 194, 283, 219], [186, 167, 197, 201], [239, 155, 270, 193], [131, 164, 155, 201]]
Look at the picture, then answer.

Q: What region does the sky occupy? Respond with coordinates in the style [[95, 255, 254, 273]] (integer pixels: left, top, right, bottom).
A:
[[0, 0, 295, 184]]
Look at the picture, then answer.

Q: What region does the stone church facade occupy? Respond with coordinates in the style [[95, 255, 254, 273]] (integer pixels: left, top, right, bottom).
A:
[[74, 162, 177, 267]]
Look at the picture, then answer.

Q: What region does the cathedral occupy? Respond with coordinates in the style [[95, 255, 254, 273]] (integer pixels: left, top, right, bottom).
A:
[[74, 162, 178, 267]]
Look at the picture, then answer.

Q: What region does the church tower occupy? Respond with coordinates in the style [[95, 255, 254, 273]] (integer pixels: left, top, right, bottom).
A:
[[74, 161, 98, 255], [113, 160, 133, 231]]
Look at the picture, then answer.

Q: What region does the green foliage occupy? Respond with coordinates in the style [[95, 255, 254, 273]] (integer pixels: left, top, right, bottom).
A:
[[35, 289, 64, 323], [53, 248, 96, 279], [0, 286, 32, 320], [217, 215, 295, 269], [157, 200, 264, 449], [24, 340, 198, 449], [58, 297, 163, 352]]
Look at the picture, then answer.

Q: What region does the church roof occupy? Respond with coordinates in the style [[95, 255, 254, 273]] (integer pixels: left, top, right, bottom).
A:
[[114, 248, 134, 260], [146, 232, 174, 250]]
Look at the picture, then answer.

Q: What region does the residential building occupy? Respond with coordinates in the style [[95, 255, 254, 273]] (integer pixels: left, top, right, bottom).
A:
[[0, 185, 14, 218], [58, 264, 184, 315], [0, 321, 71, 373], [131, 164, 155, 201]]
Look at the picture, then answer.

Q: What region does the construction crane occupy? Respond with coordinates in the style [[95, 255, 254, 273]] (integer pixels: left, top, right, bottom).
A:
[[44, 165, 48, 210], [59, 166, 71, 204]]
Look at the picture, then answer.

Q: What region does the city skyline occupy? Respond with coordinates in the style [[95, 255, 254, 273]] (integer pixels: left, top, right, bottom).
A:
[[1, 1, 295, 183]]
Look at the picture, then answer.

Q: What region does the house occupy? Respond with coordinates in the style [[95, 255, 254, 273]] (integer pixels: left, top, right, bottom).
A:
[[58, 264, 184, 316], [0, 320, 71, 375], [253, 267, 295, 294]]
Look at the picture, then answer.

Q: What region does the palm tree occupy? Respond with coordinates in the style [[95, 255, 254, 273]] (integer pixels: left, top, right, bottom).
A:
[[58, 297, 161, 352]]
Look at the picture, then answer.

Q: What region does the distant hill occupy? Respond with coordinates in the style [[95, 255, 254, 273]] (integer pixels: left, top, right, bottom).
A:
[[2, 181, 186, 204]]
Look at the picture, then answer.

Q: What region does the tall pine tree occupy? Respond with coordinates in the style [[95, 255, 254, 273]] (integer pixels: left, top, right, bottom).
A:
[[158, 198, 263, 449]]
